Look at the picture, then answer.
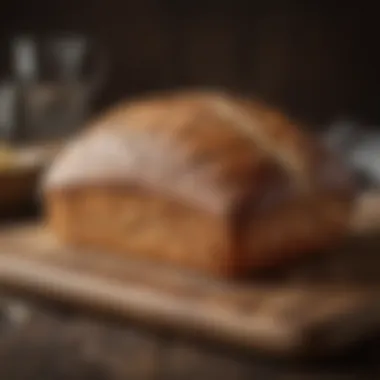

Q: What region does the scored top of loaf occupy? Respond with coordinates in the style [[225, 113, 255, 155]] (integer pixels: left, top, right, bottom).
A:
[[43, 90, 354, 214]]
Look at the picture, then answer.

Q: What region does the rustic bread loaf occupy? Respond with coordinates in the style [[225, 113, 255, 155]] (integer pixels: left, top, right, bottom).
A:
[[42, 91, 355, 277]]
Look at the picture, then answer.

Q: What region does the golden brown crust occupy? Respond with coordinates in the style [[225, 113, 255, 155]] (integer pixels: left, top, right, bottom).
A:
[[43, 90, 356, 277], [46, 188, 235, 277], [44, 91, 353, 211]]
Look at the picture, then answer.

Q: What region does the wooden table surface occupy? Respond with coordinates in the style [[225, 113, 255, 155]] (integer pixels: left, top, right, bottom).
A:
[[0, 206, 379, 380], [0, 294, 378, 380]]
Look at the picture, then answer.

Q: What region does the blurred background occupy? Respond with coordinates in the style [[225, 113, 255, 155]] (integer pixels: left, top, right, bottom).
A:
[[0, 1, 379, 140], [0, 1, 379, 197]]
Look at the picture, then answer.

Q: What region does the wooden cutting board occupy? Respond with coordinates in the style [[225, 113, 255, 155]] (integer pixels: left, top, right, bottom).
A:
[[0, 223, 379, 357]]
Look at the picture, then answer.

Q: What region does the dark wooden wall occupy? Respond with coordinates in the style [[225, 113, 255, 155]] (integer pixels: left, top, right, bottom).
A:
[[0, 0, 379, 127]]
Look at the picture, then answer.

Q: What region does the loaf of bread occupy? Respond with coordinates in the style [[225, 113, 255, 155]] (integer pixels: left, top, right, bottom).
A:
[[42, 91, 356, 277]]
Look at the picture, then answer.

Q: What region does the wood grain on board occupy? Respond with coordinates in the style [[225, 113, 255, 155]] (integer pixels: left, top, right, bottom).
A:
[[0, 224, 378, 356]]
